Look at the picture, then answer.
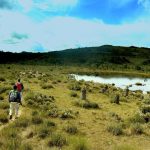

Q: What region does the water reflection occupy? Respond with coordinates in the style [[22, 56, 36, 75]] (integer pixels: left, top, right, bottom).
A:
[[72, 74, 150, 94]]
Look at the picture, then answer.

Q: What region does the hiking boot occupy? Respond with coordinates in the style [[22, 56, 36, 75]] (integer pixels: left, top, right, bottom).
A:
[[9, 115, 12, 120]]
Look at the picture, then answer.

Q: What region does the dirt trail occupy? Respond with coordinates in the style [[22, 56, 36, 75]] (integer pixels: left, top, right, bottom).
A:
[[0, 107, 23, 132]]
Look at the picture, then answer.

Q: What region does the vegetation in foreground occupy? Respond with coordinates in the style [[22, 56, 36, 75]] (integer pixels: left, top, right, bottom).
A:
[[0, 64, 149, 150]]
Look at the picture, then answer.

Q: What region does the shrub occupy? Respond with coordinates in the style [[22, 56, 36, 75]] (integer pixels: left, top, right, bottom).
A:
[[0, 87, 11, 94], [59, 109, 76, 119], [130, 123, 144, 135], [32, 116, 43, 125], [20, 144, 33, 150], [0, 96, 4, 100], [0, 113, 9, 123], [68, 83, 81, 91], [14, 118, 30, 128], [48, 133, 67, 147], [72, 138, 89, 150], [47, 108, 59, 118], [143, 99, 150, 104], [140, 105, 150, 114], [46, 120, 56, 127], [107, 124, 123, 136], [41, 84, 54, 89], [129, 113, 145, 124], [64, 125, 78, 134], [0, 102, 9, 110], [38, 128, 50, 139], [70, 92, 78, 97], [0, 77, 5, 82], [31, 110, 39, 116], [74, 100, 99, 109]]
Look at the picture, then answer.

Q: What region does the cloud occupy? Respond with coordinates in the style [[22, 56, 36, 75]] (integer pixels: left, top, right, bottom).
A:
[[0, 9, 150, 52], [17, 0, 78, 12], [138, 0, 150, 10], [0, 0, 12, 9], [12, 32, 29, 40]]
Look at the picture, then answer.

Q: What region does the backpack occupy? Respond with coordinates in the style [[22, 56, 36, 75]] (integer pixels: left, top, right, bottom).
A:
[[16, 82, 22, 92], [9, 90, 18, 102]]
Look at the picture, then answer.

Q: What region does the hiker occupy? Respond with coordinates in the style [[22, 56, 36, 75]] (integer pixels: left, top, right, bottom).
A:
[[8, 85, 21, 119], [81, 87, 86, 100], [16, 79, 24, 101]]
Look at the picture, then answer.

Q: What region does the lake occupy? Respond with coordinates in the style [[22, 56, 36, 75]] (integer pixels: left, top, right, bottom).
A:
[[72, 74, 150, 94]]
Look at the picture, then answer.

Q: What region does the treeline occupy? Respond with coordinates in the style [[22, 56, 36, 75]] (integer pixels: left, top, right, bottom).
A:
[[0, 45, 150, 66]]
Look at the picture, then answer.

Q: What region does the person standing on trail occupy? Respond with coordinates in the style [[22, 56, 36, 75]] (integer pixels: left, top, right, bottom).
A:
[[8, 85, 21, 119], [16, 79, 24, 101]]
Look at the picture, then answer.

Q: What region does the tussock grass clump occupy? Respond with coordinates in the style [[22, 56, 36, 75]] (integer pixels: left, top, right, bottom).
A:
[[109, 112, 122, 122], [74, 100, 99, 109], [68, 82, 81, 91], [143, 99, 150, 104], [72, 138, 89, 150], [107, 124, 123, 136], [60, 109, 76, 119], [0, 113, 9, 123], [32, 116, 43, 125], [64, 125, 78, 135], [46, 120, 56, 127], [20, 144, 33, 150], [48, 133, 67, 148], [129, 113, 145, 124], [13, 118, 30, 128], [38, 127, 51, 139], [41, 83, 54, 89], [140, 105, 150, 114], [0, 86, 11, 94], [70, 91, 78, 97], [0, 95, 4, 100], [0, 77, 5, 82], [25, 92, 55, 108], [47, 108, 59, 118], [130, 123, 144, 135], [0, 102, 9, 110]]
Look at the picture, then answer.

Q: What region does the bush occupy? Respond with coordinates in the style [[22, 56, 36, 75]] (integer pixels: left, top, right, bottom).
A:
[[0, 77, 5, 82], [68, 83, 81, 91], [107, 124, 123, 136], [129, 113, 145, 124], [143, 99, 150, 104], [14, 118, 30, 128], [60, 109, 75, 119], [0, 113, 9, 123], [32, 116, 43, 125], [0, 96, 4, 100], [72, 138, 89, 150], [38, 128, 50, 139], [48, 133, 67, 147], [74, 100, 99, 109], [46, 120, 56, 127], [130, 123, 144, 135], [47, 108, 59, 118], [0, 87, 11, 94], [0, 102, 9, 109], [64, 125, 78, 134], [41, 84, 54, 89], [140, 105, 150, 114], [70, 92, 78, 97], [20, 143, 33, 150]]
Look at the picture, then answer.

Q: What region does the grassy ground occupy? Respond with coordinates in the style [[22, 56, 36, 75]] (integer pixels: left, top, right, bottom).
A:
[[0, 64, 149, 150]]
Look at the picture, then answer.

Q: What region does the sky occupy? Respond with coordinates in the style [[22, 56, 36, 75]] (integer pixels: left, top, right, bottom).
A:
[[0, 0, 150, 52]]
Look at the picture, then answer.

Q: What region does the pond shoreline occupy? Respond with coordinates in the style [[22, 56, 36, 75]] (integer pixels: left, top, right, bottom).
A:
[[71, 70, 150, 78]]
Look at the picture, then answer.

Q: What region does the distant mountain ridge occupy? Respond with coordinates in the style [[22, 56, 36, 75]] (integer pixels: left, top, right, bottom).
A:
[[0, 45, 150, 66]]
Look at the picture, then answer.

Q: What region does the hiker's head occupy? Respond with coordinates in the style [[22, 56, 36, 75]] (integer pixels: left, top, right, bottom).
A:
[[13, 85, 17, 90], [18, 79, 20, 82]]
